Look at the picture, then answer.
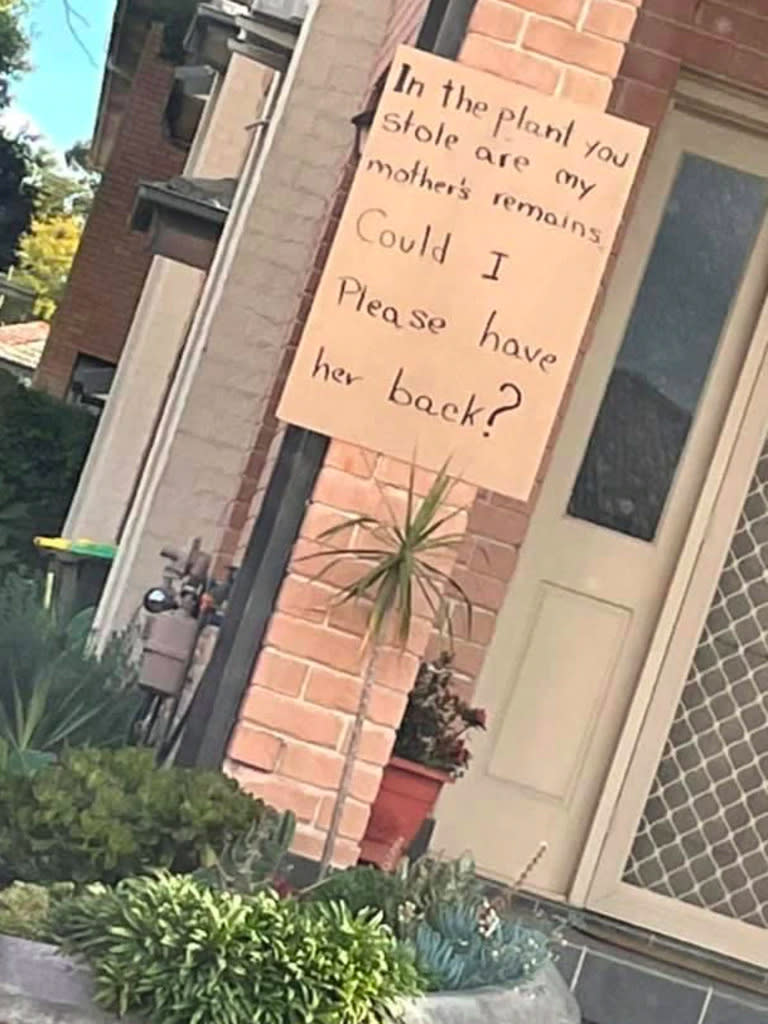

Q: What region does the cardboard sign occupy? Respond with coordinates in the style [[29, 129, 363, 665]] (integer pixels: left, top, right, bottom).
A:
[[278, 45, 648, 499]]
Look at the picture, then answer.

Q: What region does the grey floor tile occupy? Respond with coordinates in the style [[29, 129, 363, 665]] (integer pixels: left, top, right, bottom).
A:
[[575, 951, 708, 1024], [705, 993, 768, 1024], [553, 942, 584, 987]]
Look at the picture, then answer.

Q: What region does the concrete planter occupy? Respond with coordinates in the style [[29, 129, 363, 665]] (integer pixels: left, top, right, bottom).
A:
[[0, 934, 578, 1024], [404, 962, 581, 1024]]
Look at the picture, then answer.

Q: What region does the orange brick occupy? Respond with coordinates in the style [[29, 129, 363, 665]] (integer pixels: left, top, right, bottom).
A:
[[560, 67, 613, 108], [300, 503, 357, 547], [453, 567, 507, 612], [291, 825, 361, 867], [375, 649, 421, 692], [376, 458, 437, 496], [276, 577, 333, 624], [242, 688, 345, 748], [306, 666, 362, 713], [505, 0, 582, 22], [280, 741, 344, 788], [328, 598, 371, 637], [470, 0, 524, 41], [452, 640, 488, 678], [461, 33, 560, 93], [265, 613, 364, 674], [312, 467, 381, 517], [253, 648, 307, 697], [451, 605, 498, 645], [325, 440, 376, 478], [291, 825, 325, 860], [356, 722, 396, 765], [318, 796, 371, 841], [242, 776, 321, 823], [584, 0, 637, 41], [469, 537, 518, 581], [524, 17, 625, 76], [228, 726, 283, 771], [350, 760, 384, 802], [468, 499, 529, 545], [368, 686, 409, 729]]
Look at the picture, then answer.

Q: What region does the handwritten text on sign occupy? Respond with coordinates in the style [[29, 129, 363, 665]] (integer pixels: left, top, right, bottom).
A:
[[277, 46, 648, 499]]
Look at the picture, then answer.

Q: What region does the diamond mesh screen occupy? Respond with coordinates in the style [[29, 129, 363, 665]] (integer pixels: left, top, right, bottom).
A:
[[623, 442, 768, 927]]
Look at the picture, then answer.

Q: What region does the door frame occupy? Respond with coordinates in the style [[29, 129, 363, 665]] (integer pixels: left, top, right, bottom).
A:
[[570, 75, 768, 965]]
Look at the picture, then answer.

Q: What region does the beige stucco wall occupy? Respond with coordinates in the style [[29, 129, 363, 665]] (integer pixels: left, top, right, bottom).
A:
[[96, 0, 397, 634], [65, 52, 274, 556]]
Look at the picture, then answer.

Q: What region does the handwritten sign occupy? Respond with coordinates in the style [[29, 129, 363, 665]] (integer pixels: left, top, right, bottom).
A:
[[277, 45, 648, 499]]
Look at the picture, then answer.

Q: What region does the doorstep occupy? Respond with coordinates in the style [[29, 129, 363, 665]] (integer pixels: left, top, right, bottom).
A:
[[523, 902, 768, 1024]]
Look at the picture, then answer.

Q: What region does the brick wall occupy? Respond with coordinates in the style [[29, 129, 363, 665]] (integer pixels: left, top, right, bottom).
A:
[[225, 0, 652, 867], [34, 25, 185, 398]]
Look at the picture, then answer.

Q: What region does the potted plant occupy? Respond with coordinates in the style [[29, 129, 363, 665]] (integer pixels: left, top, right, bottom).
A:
[[360, 652, 486, 867], [310, 463, 473, 878]]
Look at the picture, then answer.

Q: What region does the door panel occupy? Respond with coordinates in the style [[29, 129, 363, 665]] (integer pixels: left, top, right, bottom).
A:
[[488, 585, 630, 804], [433, 106, 768, 899]]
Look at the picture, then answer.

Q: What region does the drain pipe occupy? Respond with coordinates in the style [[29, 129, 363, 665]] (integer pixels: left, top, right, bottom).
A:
[[175, 0, 480, 770]]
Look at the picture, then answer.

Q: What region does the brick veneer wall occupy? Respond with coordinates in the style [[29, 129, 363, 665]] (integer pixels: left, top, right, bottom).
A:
[[34, 25, 185, 398], [225, 0, 647, 866]]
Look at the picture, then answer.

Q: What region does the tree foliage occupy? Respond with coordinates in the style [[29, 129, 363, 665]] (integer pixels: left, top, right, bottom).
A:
[[14, 213, 81, 319], [0, 130, 35, 270], [0, 368, 96, 572]]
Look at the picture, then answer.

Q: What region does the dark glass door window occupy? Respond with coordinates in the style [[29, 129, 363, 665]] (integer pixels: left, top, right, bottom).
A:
[[568, 155, 768, 542]]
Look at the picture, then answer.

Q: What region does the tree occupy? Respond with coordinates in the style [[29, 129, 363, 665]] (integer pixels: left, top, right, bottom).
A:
[[14, 213, 81, 319], [0, 131, 35, 271], [0, 0, 28, 106]]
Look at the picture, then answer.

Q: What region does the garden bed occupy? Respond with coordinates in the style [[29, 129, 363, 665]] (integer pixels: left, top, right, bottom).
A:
[[0, 934, 578, 1024]]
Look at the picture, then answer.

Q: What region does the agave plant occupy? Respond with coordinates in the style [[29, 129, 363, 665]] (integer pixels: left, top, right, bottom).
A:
[[0, 574, 141, 771], [309, 463, 473, 877]]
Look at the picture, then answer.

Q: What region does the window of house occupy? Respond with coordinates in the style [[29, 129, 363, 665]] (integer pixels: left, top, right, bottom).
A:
[[68, 354, 116, 415], [568, 155, 768, 542]]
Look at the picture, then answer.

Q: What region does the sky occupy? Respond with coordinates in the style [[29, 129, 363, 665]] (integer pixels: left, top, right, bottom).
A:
[[4, 0, 116, 155]]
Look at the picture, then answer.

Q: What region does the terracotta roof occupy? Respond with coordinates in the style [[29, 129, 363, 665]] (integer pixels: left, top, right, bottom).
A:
[[0, 320, 49, 371]]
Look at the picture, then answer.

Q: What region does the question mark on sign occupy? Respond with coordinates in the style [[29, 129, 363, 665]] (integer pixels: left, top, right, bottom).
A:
[[484, 382, 523, 437]]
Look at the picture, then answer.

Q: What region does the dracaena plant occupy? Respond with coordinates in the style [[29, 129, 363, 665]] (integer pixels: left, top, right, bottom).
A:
[[309, 462, 473, 877]]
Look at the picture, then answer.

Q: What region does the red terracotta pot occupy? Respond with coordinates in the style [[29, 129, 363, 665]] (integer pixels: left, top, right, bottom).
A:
[[359, 756, 452, 868]]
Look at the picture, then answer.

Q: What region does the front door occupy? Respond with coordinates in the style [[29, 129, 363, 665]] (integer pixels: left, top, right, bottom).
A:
[[433, 93, 768, 899]]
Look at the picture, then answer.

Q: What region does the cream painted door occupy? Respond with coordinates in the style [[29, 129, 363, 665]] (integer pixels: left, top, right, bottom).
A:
[[433, 103, 768, 899]]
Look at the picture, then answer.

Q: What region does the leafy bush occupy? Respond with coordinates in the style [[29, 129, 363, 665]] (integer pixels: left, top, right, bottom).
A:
[[0, 747, 266, 886], [310, 854, 482, 933], [0, 370, 96, 573], [52, 872, 422, 1024], [0, 575, 141, 766], [0, 881, 73, 941], [407, 898, 550, 992]]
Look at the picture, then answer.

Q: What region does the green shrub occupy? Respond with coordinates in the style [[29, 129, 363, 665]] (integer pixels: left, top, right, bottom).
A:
[[0, 369, 96, 574], [407, 898, 550, 992], [0, 575, 141, 765], [0, 747, 266, 886], [309, 854, 482, 932], [52, 872, 422, 1024], [0, 881, 73, 941]]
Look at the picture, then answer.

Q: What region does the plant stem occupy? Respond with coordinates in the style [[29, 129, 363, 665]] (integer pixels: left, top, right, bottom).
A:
[[318, 646, 381, 879]]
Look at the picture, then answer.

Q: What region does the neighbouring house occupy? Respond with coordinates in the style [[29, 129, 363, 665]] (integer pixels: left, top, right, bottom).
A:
[[0, 320, 48, 384], [57, 0, 768, 1021]]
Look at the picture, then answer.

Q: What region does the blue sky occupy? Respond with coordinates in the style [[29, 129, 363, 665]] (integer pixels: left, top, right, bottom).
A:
[[6, 0, 116, 153]]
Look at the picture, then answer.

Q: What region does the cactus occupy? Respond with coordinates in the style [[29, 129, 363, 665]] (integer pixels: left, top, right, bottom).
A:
[[195, 809, 297, 894]]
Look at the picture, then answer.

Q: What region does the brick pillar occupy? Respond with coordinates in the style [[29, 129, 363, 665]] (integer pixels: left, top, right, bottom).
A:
[[34, 25, 185, 397], [226, 0, 646, 867]]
